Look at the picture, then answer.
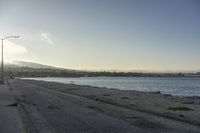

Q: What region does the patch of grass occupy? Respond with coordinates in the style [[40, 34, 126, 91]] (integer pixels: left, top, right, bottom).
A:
[[87, 106, 104, 113], [129, 104, 136, 107], [86, 95, 97, 98], [127, 116, 139, 119], [47, 105, 60, 110], [102, 94, 111, 96], [6, 102, 18, 107], [121, 97, 129, 100], [167, 106, 192, 111]]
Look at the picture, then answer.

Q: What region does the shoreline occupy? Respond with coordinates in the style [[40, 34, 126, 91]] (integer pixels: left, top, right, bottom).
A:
[[2, 79, 199, 132], [21, 77, 200, 97], [20, 79, 200, 126]]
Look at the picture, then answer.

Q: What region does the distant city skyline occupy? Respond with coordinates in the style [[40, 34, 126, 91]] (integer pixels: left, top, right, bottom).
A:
[[0, 0, 200, 71]]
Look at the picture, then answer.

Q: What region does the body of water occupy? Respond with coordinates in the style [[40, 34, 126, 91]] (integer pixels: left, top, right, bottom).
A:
[[23, 77, 200, 96]]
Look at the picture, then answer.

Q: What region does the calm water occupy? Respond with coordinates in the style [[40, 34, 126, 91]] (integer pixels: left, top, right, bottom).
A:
[[23, 77, 200, 96]]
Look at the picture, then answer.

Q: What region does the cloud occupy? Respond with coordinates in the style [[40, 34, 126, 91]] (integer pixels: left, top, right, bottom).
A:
[[40, 32, 54, 44], [3, 40, 27, 56]]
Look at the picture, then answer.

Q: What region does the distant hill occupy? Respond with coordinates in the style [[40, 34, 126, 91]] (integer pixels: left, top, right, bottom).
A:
[[5, 60, 69, 70], [6, 60, 56, 68], [3, 60, 81, 78]]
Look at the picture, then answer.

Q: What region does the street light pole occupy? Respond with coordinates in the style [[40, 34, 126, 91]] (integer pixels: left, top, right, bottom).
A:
[[0, 36, 19, 84], [1, 39, 4, 84]]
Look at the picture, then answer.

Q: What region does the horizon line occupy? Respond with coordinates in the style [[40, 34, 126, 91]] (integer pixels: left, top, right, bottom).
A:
[[3, 59, 200, 73]]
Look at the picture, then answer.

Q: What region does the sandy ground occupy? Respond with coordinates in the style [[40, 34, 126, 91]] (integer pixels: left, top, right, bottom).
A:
[[1, 79, 200, 133]]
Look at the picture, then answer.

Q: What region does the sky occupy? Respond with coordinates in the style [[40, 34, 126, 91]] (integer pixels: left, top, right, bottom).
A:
[[0, 0, 200, 72]]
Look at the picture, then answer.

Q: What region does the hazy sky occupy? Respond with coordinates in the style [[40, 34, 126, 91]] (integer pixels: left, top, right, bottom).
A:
[[0, 0, 200, 71]]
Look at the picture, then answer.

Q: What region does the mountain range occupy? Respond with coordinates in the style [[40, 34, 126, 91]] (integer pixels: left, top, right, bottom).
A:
[[4, 60, 65, 69]]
